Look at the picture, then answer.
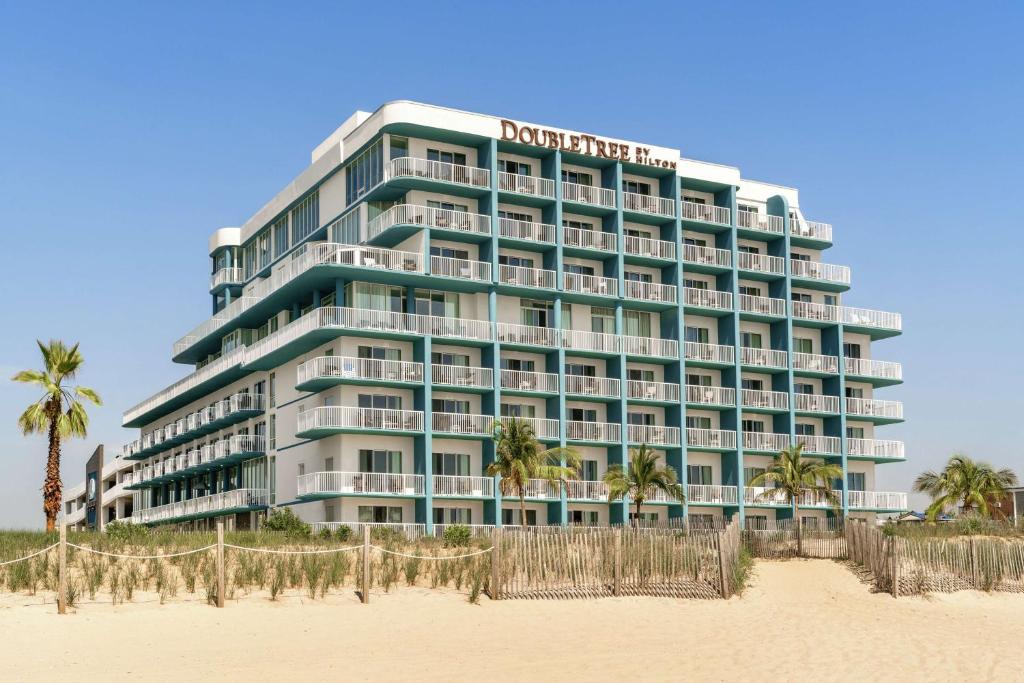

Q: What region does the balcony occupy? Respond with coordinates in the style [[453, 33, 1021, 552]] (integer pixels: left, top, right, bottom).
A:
[[740, 347, 788, 370], [430, 255, 492, 283], [367, 204, 491, 243], [566, 480, 608, 502], [686, 428, 737, 451], [386, 156, 490, 191], [624, 234, 676, 261], [296, 356, 423, 391], [210, 267, 243, 292], [737, 210, 784, 236], [432, 475, 494, 498], [847, 438, 906, 460], [681, 201, 731, 227], [497, 322, 559, 348], [498, 171, 555, 199], [296, 406, 424, 438], [684, 341, 735, 367], [743, 432, 791, 453], [312, 521, 425, 537], [432, 412, 493, 437], [624, 280, 677, 304], [498, 264, 556, 290], [505, 416, 560, 440], [562, 226, 617, 252], [844, 357, 903, 384], [133, 489, 268, 525], [790, 260, 851, 289], [682, 243, 732, 272], [794, 393, 840, 414], [792, 352, 839, 376], [629, 380, 681, 404], [790, 218, 833, 244], [845, 397, 904, 423], [737, 252, 785, 276], [738, 294, 787, 319], [622, 192, 675, 218], [627, 424, 681, 446], [792, 301, 902, 336], [561, 329, 620, 355], [683, 287, 732, 313], [848, 490, 907, 511], [562, 181, 616, 209], [565, 375, 620, 399], [623, 335, 678, 360], [566, 420, 621, 444], [563, 272, 618, 298], [298, 471, 424, 499], [130, 392, 264, 460], [684, 384, 735, 407], [741, 389, 789, 412], [501, 369, 559, 394], [432, 364, 493, 390], [688, 484, 738, 506], [743, 487, 791, 507], [797, 435, 841, 455], [506, 479, 561, 501], [498, 217, 556, 245]]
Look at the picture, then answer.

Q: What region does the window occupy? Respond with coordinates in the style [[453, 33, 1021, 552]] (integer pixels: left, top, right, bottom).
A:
[[843, 343, 862, 359], [503, 508, 537, 526], [415, 289, 459, 318], [628, 412, 655, 426], [684, 236, 707, 247], [272, 215, 289, 258], [628, 368, 655, 382], [746, 514, 768, 530], [358, 449, 402, 473], [685, 373, 711, 386], [685, 327, 709, 344], [684, 278, 709, 290], [500, 159, 530, 176], [568, 408, 597, 422], [431, 246, 470, 260], [742, 419, 765, 433], [795, 423, 816, 436], [846, 387, 864, 399], [623, 310, 651, 337], [298, 463, 305, 477], [630, 511, 660, 523], [520, 299, 553, 327], [499, 254, 535, 268], [433, 452, 471, 476], [741, 332, 763, 348], [738, 245, 761, 255], [794, 338, 814, 354], [847, 472, 866, 491], [290, 192, 320, 244], [433, 351, 469, 367], [580, 460, 598, 481], [792, 292, 812, 303], [500, 403, 536, 418], [686, 416, 712, 429], [358, 345, 401, 362], [358, 506, 403, 523], [591, 307, 615, 334], [434, 507, 473, 524], [792, 252, 811, 262], [738, 204, 757, 214], [744, 467, 767, 484], [357, 394, 402, 410], [268, 415, 276, 450], [433, 398, 470, 414], [346, 283, 405, 312], [741, 378, 764, 391], [269, 373, 276, 408], [499, 209, 532, 223], [426, 199, 469, 213], [562, 169, 593, 186], [562, 218, 595, 231], [569, 510, 599, 526], [824, 294, 838, 306], [389, 135, 408, 160], [688, 465, 712, 485], [794, 382, 815, 395], [625, 271, 653, 283], [622, 179, 651, 195], [847, 426, 865, 439], [739, 285, 762, 297], [502, 358, 537, 372], [427, 148, 467, 166], [564, 263, 595, 277]]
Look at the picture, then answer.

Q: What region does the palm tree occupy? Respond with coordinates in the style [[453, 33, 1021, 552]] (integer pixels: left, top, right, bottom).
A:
[[913, 454, 1018, 521], [603, 445, 685, 526], [487, 417, 580, 526], [12, 340, 102, 531], [747, 444, 842, 555]]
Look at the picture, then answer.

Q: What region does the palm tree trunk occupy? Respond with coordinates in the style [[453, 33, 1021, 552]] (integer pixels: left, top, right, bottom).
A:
[[43, 401, 62, 533], [520, 494, 526, 527], [634, 499, 642, 528], [793, 501, 802, 557]]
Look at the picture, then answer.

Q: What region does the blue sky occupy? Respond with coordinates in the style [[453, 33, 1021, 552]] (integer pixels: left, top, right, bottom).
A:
[[1, 1, 1021, 528]]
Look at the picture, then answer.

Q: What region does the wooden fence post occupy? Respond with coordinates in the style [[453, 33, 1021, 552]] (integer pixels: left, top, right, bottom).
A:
[[57, 520, 67, 615], [890, 537, 900, 599], [215, 518, 225, 608], [613, 528, 622, 596], [490, 529, 502, 600], [717, 525, 730, 599], [361, 525, 371, 604], [969, 537, 979, 588]]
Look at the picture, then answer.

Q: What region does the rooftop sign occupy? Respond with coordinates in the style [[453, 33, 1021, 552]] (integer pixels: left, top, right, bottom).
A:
[[499, 119, 677, 169]]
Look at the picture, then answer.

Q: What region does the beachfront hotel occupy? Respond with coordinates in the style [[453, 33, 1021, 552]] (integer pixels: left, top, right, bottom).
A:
[[102, 100, 907, 534]]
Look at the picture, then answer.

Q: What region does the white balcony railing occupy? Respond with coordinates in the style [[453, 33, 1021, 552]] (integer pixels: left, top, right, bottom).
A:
[[793, 352, 839, 374], [498, 171, 555, 198], [739, 294, 786, 317], [744, 487, 791, 506], [297, 406, 424, 434], [501, 369, 559, 393], [563, 272, 617, 297], [684, 287, 732, 310], [684, 341, 735, 365], [311, 521, 425, 537], [133, 489, 268, 525], [566, 480, 608, 501], [844, 357, 902, 381], [682, 201, 730, 226], [847, 438, 905, 459], [848, 490, 907, 510], [743, 432, 791, 452], [498, 264, 556, 289], [432, 475, 494, 498], [624, 234, 676, 260], [210, 267, 243, 290], [794, 393, 840, 413], [797, 435, 841, 455], [566, 421, 621, 443], [387, 156, 490, 189], [432, 412, 493, 436], [630, 380, 681, 403], [846, 398, 904, 420], [683, 243, 731, 268], [737, 210, 784, 235], [432, 364, 493, 389], [561, 329, 620, 354], [741, 389, 789, 411], [565, 375, 621, 398], [367, 204, 491, 241], [686, 428, 737, 450], [621, 335, 678, 359], [627, 424, 681, 446], [512, 479, 561, 500], [623, 192, 675, 217], [793, 302, 902, 331], [737, 252, 785, 275], [791, 301, 841, 324], [740, 347, 788, 368], [562, 226, 617, 252], [506, 417, 560, 440], [688, 484, 738, 505], [684, 384, 735, 406], [498, 217, 556, 244], [791, 218, 833, 242], [430, 255, 492, 282], [298, 471, 424, 497], [497, 322, 560, 348], [297, 356, 423, 386], [562, 181, 616, 208], [790, 260, 851, 285], [624, 280, 677, 303]]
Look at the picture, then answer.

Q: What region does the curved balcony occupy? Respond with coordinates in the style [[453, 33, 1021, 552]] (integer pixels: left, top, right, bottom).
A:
[[790, 218, 833, 245], [847, 438, 905, 461], [296, 356, 423, 391], [129, 392, 264, 460], [296, 407, 424, 438], [385, 156, 490, 192], [790, 260, 851, 290], [845, 397, 904, 424], [844, 357, 902, 385], [133, 488, 268, 526], [792, 301, 902, 337], [298, 471, 424, 499], [209, 267, 243, 292], [367, 203, 491, 244]]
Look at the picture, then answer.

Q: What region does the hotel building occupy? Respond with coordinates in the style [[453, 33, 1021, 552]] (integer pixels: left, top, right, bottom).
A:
[[112, 101, 907, 533]]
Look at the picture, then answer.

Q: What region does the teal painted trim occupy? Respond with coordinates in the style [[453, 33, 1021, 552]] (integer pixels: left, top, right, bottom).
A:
[[671, 173, 688, 517], [836, 321, 850, 516], [421, 336, 434, 533], [276, 393, 318, 410]]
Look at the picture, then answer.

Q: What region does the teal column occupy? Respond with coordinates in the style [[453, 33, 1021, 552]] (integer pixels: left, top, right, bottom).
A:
[[613, 162, 628, 525], [670, 175, 688, 519], [836, 322, 850, 517], [725, 186, 745, 524], [421, 337, 434, 533], [485, 138, 502, 527], [553, 151, 564, 283], [770, 196, 797, 445], [488, 288, 503, 526], [553, 297, 568, 526]]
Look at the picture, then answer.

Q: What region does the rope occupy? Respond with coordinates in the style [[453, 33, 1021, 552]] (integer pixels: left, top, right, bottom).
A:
[[0, 544, 58, 566], [372, 546, 493, 560], [224, 544, 362, 555], [67, 543, 216, 559]]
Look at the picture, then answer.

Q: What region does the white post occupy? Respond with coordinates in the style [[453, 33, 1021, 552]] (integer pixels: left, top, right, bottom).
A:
[[57, 520, 67, 615]]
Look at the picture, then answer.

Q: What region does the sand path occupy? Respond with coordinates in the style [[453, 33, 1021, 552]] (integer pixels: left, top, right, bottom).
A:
[[3, 559, 1022, 681]]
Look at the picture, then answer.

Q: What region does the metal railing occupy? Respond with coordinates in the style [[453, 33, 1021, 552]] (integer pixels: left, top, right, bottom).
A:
[[847, 438, 905, 459], [790, 260, 851, 285], [501, 369, 559, 393], [621, 335, 679, 359], [737, 252, 785, 275], [563, 272, 617, 297], [209, 267, 243, 290], [566, 480, 608, 501], [498, 217, 556, 244], [845, 397, 904, 420], [432, 412, 493, 436], [688, 484, 738, 505], [627, 424, 681, 446], [298, 471, 424, 497], [133, 489, 268, 525], [683, 287, 732, 310], [566, 420, 621, 443], [743, 432, 791, 452], [624, 280, 677, 303], [311, 521, 425, 537], [562, 226, 617, 251], [684, 341, 735, 365], [297, 356, 423, 386], [630, 380, 682, 402], [686, 428, 737, 450], [682, 201, 731, 226], [497, 322, 560, 347], [498, 171, 555, 198], [684, 384, 734, 406], [367, 204, 491, 241], [682, 243, 731, 268], [498, 264, 556, 289], [297, 406, 424, 433], [432, 475, 494, 498], [791, 218, 833, 242], [740, 347, 788, 368], [432, 364, 494, 389], [848, 490, 907, 510], [738, 294, 786, 317], [844, 357, 902, 381], [624, 234, 676, 260], [797, 435, 841, 455], [564, 375, 620, 398], [386, 156, 490, 188], [741, 389, 790, 411], [561, 329, 620, 354], [562, 181, 616, 208], [430, 255, 491, 282], [792, 352, 839, 374], [622, 191, 675, 217], [737, 210, 784, 234], [793, 393, 840, 413]]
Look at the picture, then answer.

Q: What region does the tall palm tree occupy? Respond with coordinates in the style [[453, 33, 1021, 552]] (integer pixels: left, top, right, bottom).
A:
[[914, 454, 1018, 521], [487, 417, 580, 526], [603, 445, 685, 526], [747, 444, 842, 555], [12, 340, 102, 531]]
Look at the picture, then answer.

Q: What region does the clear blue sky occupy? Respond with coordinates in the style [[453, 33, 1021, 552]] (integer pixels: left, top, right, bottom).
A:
[[2, 1, 1021, 528]]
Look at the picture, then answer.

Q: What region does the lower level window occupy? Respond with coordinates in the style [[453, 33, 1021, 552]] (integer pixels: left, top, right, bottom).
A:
[[433, 507, 472, 524], [569, 510, 599, 526], [358, 506, 403, 523], [502, 508, 537, 526], [689, 513, 716, 529]]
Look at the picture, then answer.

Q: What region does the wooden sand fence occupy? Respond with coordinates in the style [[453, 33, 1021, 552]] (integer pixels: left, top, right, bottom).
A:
[[491, 520, 742, 600], [743, 518, 848, 559]]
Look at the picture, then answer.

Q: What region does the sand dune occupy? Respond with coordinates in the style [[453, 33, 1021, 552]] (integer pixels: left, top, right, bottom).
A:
[[3, 559, 1022, 682]]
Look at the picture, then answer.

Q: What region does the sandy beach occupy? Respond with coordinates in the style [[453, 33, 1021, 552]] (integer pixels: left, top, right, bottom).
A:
[[3, 559, 1022, 682]]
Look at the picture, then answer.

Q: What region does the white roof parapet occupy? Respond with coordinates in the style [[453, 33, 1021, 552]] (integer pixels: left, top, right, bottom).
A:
[[208, 227, 241, 255]]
